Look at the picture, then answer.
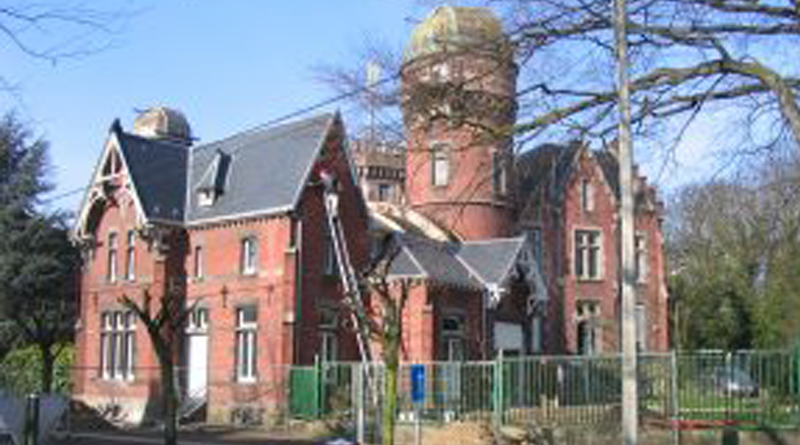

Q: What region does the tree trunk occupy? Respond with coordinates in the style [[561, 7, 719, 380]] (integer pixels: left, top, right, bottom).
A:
[[156, 341, 178, 445], [382, 336, 400, 445], [39, 344, 54, 394]]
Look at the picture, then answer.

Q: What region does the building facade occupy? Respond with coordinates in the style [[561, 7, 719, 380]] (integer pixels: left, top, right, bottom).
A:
[[72, 5, 668, 426]]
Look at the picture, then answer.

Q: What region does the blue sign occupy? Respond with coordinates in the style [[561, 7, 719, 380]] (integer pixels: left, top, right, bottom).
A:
[[410, 364, 425, 404]]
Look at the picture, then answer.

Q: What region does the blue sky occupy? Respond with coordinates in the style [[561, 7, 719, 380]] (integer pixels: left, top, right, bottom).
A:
[[1, 0, 427, 211], [2, 0, 716, 213]]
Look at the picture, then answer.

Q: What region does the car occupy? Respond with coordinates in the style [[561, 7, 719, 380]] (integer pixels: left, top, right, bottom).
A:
[[704, 366, 759, 397]]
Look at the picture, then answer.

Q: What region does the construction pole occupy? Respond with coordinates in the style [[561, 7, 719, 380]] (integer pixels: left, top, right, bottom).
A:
[[612, 0, 639, 442]]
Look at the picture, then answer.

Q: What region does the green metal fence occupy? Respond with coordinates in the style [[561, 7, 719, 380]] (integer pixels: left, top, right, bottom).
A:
[[287, 349, 800, 433]]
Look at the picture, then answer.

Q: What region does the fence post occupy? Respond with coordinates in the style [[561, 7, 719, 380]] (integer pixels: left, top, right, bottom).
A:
[[24, 393, 39, 445], [493, 350, 505, 427], [314, 355, 322, 419], [670, 350, 680, 445], [355, 362, 365, 445]]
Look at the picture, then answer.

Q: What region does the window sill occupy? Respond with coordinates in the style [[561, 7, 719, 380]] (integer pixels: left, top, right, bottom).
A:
[[576, 277, 604, 283], [236, 377, 258, 385]]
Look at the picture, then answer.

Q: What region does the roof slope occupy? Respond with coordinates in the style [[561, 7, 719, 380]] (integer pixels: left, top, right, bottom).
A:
[[186, 113, 335, 223], [387, 234, 530, 290], [456, 236, 527, 285], [516, 142, 582, 206], [117, 131, 188, 222]]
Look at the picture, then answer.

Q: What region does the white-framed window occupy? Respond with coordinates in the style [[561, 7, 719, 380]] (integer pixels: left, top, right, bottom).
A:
[[635, 233, 648, 283], [431, 144, 449, 187], [492, 151, 508, 196], [235, 306, 257, 382], [125, 230, 135, 281], [187, 307, 208, 333], [377, 183, 392, 202], [575, 230, 602, 280], [100, 310, 135, 380], [580, 178, 594, 212], [441, 314, 465, 361], [636, 303, 647, 351], [107, 232, 118, 283], [194, 245, 204, 279], [240, 237, 257, 275]]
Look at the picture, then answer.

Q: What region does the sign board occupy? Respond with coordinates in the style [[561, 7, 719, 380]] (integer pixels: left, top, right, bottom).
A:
[[410, 364, 425, 404]]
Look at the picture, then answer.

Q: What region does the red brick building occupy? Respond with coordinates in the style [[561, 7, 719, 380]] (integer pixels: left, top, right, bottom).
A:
[[71, 5, 668, 426]]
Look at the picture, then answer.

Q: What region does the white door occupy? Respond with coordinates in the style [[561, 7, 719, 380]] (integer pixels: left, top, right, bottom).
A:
[[187, 333, 208, 397]]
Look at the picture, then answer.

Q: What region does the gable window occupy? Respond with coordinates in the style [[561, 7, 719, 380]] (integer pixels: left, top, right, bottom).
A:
[[575, 230, 602, 280], [107, 232, 118, 283], [580, 179, 594, 212], [492, 151, 508, 196], [431, 144, 449, 187], [235, 306, 257, 382], [635, 233, 648, 283], [323, 227, 338, 276], [125, 230, 136, 281], [194, 245, 204, 279], [100, 310, 135, 380], [240, 237, 257, 275]]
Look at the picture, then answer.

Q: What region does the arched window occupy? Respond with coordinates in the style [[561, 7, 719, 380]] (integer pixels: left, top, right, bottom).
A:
[[431, 144, 449, 187]]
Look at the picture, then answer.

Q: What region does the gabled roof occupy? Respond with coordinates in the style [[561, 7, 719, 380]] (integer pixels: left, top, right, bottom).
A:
[[116, 131, 188, 223], [389, 234, 475, 287], [186, 113, 336, 223], [456, 236, 527, 286], [516, 142, 582, 206], [387, 233, 531, 290]]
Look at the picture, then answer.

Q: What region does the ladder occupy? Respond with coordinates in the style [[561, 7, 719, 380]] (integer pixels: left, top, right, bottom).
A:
[[320, 171, 373, 365]]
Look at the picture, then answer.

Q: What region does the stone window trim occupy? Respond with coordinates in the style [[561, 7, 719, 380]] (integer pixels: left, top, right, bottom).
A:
[[430, 142, 451, 188], [106, 231, 119, 284], [240, 235, 259, 277], [573, 227, 603, 282], [125, 230, 136, 282], [99, 309, 136, 381], [235, 305, 258, 383], [192, 244, 205, 281]]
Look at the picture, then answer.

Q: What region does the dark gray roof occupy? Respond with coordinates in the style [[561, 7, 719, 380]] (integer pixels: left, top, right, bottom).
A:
[[516, 142, 582, 206], [185, 113, 335, 223], [388, 235, 476, 288], [456, 236, 527, 285], [387, 234, 530, 289], [116, 131, 188, 222]]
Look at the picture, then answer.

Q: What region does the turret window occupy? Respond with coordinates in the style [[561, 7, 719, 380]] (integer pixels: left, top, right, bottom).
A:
[[492, 151, 508, 196], [431, 144, 450, 187]]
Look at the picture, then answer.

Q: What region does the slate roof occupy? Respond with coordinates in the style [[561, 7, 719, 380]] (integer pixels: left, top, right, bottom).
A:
[[387, 233, 529, 289], [116, 131, 188, 222], [100, 113, 337, 228], [456, 236, 527, 286], [186, 113, 335, 223], [516, 142, 630, 205]]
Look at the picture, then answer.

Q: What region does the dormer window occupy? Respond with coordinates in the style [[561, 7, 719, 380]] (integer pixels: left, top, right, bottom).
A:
[[196, 150, 231, 208], [431, 143, 450, 187]]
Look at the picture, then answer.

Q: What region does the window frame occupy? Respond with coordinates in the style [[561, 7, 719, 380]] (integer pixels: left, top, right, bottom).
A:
[[194, 245, 204, 280], [634, 232, 648, 283], [492, 151, 508, 196], [100, 309, 135, 381], [125, 230, 136, 281], [107, 232, 118, 283], [574, 229, 603, 281], [580, 178, 594, 212], [431, 143, 450, 187], [235, 306, 258, 383], [240, 237, 258, 276]]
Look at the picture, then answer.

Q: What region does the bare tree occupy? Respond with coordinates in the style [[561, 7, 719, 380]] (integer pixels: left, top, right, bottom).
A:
[[319, 1, 800, 161], [120, 288, 197, 445]]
